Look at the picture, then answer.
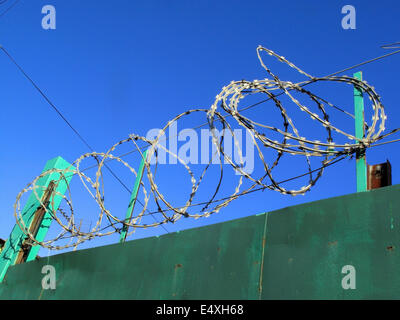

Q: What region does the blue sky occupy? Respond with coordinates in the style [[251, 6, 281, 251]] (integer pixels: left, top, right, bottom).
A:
[[1, 0, 400, 255]]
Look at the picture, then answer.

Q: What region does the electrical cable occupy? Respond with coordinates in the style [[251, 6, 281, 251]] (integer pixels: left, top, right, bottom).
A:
[[0, 45, 170, 234]]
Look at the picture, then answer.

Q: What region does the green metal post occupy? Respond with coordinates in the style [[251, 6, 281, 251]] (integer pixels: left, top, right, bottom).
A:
[[354, 71, 367, 192], [0, 156, 74, 282], [119, 150, 148, 243]]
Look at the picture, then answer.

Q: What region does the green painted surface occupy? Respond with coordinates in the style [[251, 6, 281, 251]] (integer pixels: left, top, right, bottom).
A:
[[354, 71, 367, 192], [261, 184, 400, 299], [0, 157, 74, 281], [0, 214, 266, 300], [120, 149, 148, 243], [0, 184, 400, 299]]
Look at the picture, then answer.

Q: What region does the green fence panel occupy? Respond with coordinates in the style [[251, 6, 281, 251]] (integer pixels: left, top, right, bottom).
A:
[[261, 184, 400, 299], [0, 184, 399, 299], [0, 156, 74, 282], [0, 214, 266, 300]]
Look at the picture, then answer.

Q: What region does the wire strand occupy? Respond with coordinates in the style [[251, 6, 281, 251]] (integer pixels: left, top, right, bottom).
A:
[[1, 45, 170, 234]]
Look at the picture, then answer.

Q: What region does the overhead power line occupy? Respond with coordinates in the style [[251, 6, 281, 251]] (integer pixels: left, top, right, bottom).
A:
[[0, 45, 170, 234]]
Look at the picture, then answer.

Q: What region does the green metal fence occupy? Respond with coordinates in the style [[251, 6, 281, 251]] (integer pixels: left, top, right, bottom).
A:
[[1, 184, 399, 299]]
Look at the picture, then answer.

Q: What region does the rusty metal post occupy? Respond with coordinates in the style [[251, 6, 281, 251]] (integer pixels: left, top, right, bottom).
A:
[[0, 239, 5, 254], [0, 156, 74, 282], [14, 181, 56, 265], [367, 160, 392, 190]]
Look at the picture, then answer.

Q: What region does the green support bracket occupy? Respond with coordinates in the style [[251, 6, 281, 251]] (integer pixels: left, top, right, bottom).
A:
[[119, 149, 148, 243], [0, 156, 74, 282], [354, 71, 367, 192]]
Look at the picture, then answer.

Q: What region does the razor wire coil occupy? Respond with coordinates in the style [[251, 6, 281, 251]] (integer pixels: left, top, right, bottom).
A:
[[14, 45, 392, 250]]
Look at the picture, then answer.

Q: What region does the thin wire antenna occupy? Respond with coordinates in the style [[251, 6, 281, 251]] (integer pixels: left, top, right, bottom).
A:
[[381, 42, 400, 50]]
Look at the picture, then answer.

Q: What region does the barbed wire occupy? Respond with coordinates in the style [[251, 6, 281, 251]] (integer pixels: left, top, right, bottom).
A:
[[14, 45, 395, 250], [51, 154, 349, 243]]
